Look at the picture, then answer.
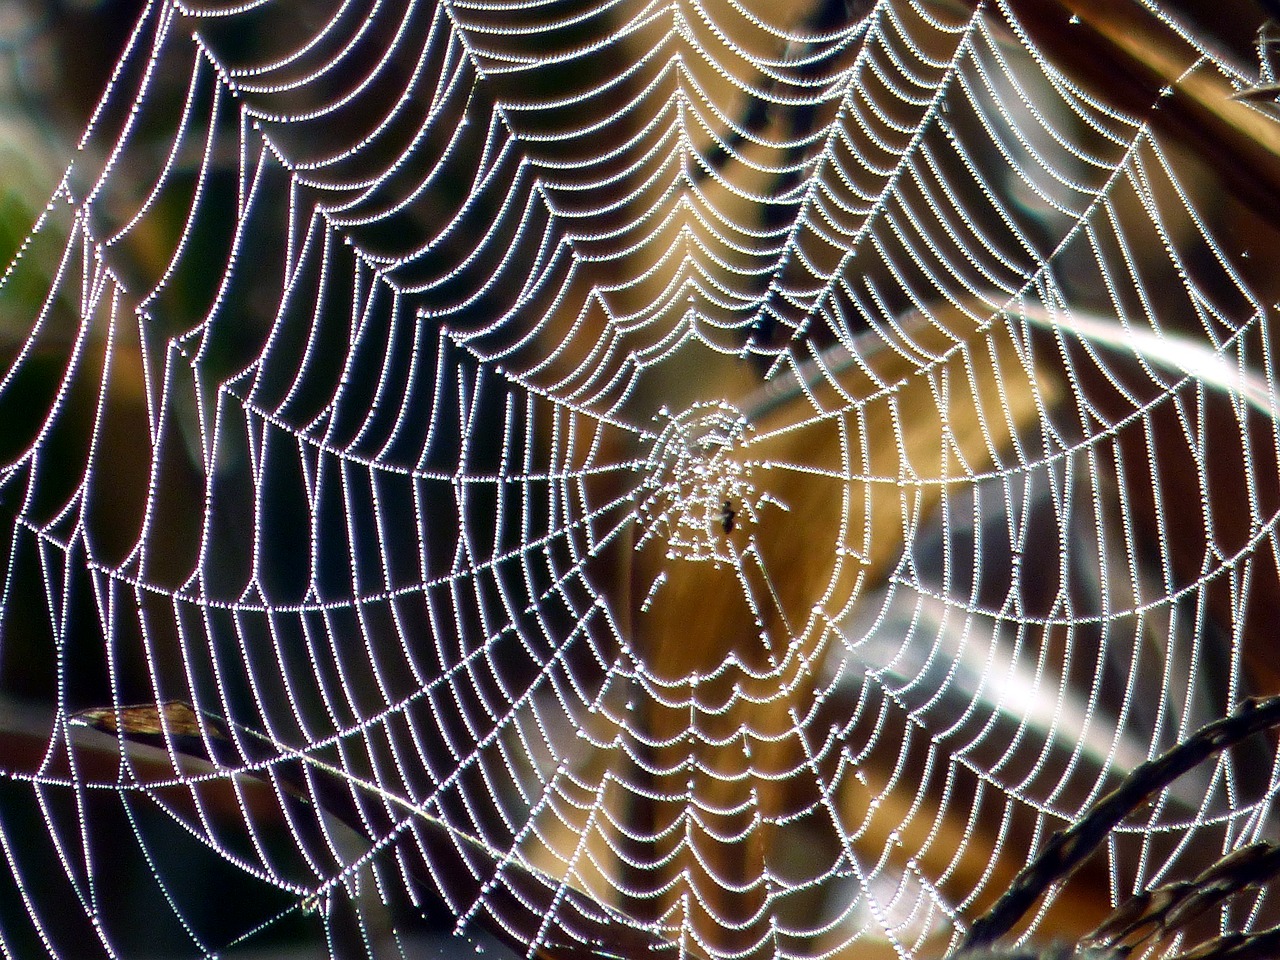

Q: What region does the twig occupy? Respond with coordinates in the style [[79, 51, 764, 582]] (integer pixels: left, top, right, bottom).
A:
[[1087, 842, 1280, 949], [1173, 925, 1280, 960], [959, 694, 1280, 951]]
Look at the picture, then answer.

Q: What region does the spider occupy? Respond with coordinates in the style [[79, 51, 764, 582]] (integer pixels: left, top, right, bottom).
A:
[[717, 500, 735, 534]]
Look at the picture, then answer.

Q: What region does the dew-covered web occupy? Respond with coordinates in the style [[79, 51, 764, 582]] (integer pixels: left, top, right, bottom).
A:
[[3, 0, 1280, 957]]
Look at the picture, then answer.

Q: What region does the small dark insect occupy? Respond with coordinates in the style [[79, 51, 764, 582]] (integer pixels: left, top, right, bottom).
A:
[[1235, 14, 1280, 101], [719, 500, 735, 534]]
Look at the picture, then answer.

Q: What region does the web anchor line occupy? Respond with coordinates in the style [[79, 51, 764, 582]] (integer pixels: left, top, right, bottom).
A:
[[69, 702, 698, 960]]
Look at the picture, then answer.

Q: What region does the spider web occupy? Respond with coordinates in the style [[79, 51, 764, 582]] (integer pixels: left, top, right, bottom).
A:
[[1, 0, 1280, 957]]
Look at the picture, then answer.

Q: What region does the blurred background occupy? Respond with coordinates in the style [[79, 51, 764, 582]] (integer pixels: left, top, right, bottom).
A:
[[4, 1, 1280, 959]]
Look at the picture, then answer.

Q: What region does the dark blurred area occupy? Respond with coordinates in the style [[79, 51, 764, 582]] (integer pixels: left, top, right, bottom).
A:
[[0, 2, 524, 956], [1, 0, 146, 137]]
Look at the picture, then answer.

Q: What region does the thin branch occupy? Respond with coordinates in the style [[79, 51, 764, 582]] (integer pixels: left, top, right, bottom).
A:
[[1173, 926, 1280, 960], [1087, 842, 1280, 949], [960, 694, 1280, 951]]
